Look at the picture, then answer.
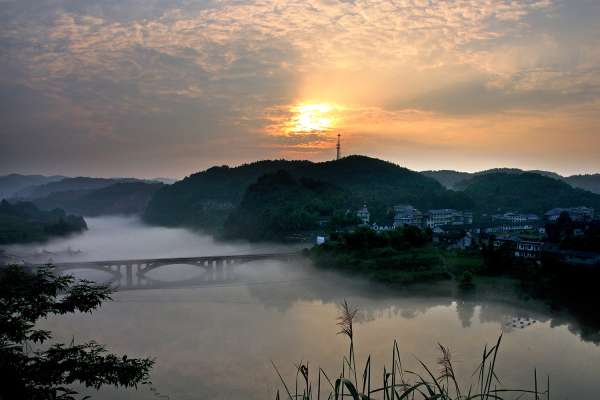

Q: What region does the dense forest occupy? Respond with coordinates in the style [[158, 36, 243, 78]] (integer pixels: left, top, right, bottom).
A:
[[0, 200, 87, 244], [222, 170, 349, 241]]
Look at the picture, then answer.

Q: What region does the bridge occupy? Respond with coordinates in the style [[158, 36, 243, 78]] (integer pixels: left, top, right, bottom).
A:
[[38, 252, 303, 290]]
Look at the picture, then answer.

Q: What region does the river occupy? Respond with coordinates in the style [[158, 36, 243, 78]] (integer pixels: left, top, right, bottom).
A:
[[6, 217, 600, 399]]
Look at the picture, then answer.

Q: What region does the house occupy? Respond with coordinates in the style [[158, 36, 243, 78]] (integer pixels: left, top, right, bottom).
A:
[[356, 204, 370, 225], [393, 205, 422, 227], [544, 207, 595, 222]]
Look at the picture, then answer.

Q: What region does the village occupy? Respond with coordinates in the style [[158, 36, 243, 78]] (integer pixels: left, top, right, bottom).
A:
[[316, 204, 600, 267]]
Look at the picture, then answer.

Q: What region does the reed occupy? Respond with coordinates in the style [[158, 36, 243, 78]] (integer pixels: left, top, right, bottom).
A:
[[273, 301, 549, 400]]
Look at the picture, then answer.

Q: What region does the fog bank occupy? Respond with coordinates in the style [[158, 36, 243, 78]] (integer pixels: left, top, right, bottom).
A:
[[3, 216, 297, 263]]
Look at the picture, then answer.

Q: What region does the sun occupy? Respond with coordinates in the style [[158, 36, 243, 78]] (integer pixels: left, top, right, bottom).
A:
[[289, 102, 338, 133]]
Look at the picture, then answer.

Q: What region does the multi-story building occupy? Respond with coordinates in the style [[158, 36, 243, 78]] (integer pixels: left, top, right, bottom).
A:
[[544, 207, 595, 222], [356, 204, 370, 225], [393, 205, 422, 227], [424, 209, 473, 228], [493, 237, 544, 260], [488, 212, 540, 232]]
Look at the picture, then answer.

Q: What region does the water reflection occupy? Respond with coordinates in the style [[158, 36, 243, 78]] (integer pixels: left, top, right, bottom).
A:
[[14, 218, 600, 399]]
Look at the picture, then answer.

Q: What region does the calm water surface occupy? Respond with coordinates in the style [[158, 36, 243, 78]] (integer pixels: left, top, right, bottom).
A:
[[11, 217, 600, 399]]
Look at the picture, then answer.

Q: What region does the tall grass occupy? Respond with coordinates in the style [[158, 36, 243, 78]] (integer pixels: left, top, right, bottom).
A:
[[273, 301, 549, 400]]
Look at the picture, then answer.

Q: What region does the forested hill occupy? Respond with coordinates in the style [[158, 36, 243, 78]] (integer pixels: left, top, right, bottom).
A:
[[0, 200, 87, 244], [462, 172, 600, 214], [143, 156, 473, 230], [424, 168, 600, 194], [33, 182, 165, 217], [223, 171, 349, 241]]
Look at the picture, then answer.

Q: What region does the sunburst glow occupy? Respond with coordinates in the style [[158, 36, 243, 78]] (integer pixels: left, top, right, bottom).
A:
[[289, 103, 339, 133]]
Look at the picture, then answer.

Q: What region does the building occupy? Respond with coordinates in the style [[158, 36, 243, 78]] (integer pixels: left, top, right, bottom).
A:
[[424, 209, 473, 228], [356, 204, 370, 225], [544, 207, 595, 222], [493, 237, 544, 260], [393, 205, 422, 227], [489, 212, 540, 232]]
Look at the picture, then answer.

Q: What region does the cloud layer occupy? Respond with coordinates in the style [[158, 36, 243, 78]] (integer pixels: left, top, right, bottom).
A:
[[1, 0, 599, 176]]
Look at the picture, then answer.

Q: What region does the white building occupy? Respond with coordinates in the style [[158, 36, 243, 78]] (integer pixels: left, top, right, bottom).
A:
[[424, 209, 473, 228], [356, 204, 370, 225], [393, 205, 422, 227]]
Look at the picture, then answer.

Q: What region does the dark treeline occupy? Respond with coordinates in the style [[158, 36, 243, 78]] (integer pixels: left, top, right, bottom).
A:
[[0, 200, 87, 244]]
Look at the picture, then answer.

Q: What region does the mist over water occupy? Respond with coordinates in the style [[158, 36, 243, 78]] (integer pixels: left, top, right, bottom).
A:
[[4, 216, 297, 263], [7, 217, 600, 399]]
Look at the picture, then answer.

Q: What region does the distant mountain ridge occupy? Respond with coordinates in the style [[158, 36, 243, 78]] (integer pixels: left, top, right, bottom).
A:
[[1, 175, 166, 217], [422, 169, 600, 193], [13, 177, 141, 199], [461, 172, 600, 215], [0, 174, 65, 200], [32, 181, 165, 217]]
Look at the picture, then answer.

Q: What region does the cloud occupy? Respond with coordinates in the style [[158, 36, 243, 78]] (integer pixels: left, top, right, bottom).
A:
[[1, 0, 599, 176]]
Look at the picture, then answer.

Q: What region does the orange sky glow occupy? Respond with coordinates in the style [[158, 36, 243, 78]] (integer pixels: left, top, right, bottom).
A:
[[1, 0, 599, 177]]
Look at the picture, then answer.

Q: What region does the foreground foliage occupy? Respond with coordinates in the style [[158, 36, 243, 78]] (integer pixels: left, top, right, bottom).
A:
[[0, 265, 154, 399], [274, 301, 549, 400]]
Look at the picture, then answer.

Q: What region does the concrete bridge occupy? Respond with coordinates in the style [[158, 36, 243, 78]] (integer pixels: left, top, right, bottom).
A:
[[41, 252, 302, 290]]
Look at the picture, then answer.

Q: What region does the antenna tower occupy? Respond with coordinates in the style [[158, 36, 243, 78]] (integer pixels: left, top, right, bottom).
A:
[[336, 133, 341, 160]]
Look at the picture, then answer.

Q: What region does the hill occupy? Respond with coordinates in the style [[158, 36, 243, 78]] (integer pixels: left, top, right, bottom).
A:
[[0, 174, 65, 200], [420, 170, 472, 189], [144, 156, 474, 231], [13, 177, 141, 199], [222, 171, 348, 241], [565, 174, 600, 194], [33, 182, 164, 217], [0, 200, 87, 244], [462, 172, 600, 214], [425, 168, 600, 194]]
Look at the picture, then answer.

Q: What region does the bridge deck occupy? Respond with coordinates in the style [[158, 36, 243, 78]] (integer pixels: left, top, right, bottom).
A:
[[34, 252, 302, 268]]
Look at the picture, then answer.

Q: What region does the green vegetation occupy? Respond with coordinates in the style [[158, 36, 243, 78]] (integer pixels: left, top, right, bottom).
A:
[[143, 156, 473, 233], [0, 265, 153, 399], [223, 170, 349, 241], [274, 301, 548, 400], [0, 200, 87, 244], [143, 157, 600, 242], [462, 172, 600, 215], [309, 227, 456, 284], [426, 168, 600, 194]]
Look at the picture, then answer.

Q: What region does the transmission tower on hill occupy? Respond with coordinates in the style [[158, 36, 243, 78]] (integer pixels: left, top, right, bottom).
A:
[[336, 133, 341, 160]]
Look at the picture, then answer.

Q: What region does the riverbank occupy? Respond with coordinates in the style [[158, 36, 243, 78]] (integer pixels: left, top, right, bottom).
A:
[[307, 227, 484, 285]]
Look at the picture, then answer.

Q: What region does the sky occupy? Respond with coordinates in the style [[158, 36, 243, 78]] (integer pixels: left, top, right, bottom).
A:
[[1, 0, 599, 178]]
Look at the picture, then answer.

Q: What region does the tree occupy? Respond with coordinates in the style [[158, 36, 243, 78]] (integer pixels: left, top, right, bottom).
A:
[[0, 265, 154, 400]]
